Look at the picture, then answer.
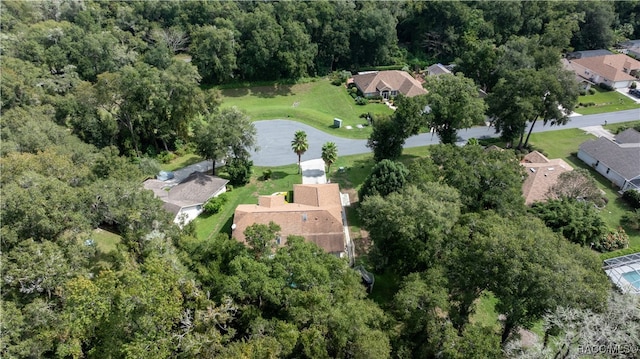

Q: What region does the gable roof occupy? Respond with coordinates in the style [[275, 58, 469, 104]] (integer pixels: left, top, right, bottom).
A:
[[521, 151, 573, 205], [579, 131, 640, 180], [352, 70, 427, 97], [233, 183, 345, 253], [572, 54, 640, 82]]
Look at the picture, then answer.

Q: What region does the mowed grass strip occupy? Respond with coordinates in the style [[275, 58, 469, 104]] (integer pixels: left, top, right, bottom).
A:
[[575, 87, 640, 115], [219, 78, 394, 139]]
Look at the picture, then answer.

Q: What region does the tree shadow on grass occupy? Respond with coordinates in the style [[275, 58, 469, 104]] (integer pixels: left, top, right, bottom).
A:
[[253, 84, 295, 98], [220, 213, 235, 237]]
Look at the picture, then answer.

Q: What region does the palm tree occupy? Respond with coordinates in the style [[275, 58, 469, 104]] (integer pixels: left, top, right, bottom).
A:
[[321, 142, 338, 175], [291, 130, 308, 173]]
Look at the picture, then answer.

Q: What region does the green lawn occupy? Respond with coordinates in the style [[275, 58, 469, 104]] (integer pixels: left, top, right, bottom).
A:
[[91, 228, 122, 253], [527, 129, 640, 248], [219, 78, 394, 139], [159, 153, 204, 172], [574, 87, 640, 115]]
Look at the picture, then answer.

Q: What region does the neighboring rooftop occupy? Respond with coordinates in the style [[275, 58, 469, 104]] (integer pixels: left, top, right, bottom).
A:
[[521, 151, 573, 205], [352, 70, 427, 97], [579, 129, 640, 180], [426, 63, 452, 76], [144, 171, 229, 216], [572, 54, 640, 82], [566, 49, 614, 60], [233, 183, 345, 254]]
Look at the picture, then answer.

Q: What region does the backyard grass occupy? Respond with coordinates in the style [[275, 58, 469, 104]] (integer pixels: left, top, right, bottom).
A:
[[91, 228, 122, 253], [219, 78, 394, 139], [159, 153, 203, 172], [574, 87, 640, 115]]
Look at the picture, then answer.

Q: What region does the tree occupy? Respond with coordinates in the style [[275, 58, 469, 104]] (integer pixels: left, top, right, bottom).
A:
[[449, 213, 609, 343], [366, 114, 405, 162], [291, 130, 308, 174], [488, 66, 579, 149], [226, 157, 253, 186], [505, 292, 640, 359], [423, 73, 487, 144], [193, 107, 256, 176], [359, 184, 461, 274], [190, 22, 237, 84], [321, 141, 337, 175], [547, 168, 606, 206], [358, 159, 409, 200], [243, 221, 281, 260], [412, 144, 526, 216], [530, 198, 608, 246]]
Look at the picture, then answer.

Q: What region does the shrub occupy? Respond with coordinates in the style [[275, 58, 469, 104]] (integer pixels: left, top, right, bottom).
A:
[[595, 227, 629, 252], [630, 82, 637, 89], [262, 169, 272, 180], [330, 70, 352, 86], [158, 151, 176, 164], [227, 157, 253, 185], [622, 190, 640, 209], [598, 83, 614, 91], [588, 87, 596, 95], [621, 209, 640, 230], [355, 96, 368, 105], [203, 193, 228, 215], [579, 90, 587, 96]]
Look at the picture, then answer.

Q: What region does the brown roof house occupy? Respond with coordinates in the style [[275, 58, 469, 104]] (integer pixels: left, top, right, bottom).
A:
[[144, 172, 229, 226], [577, 128, 640, 192], [233, 183, 347, 257], [521, 151, 573, 205], [568, 54, 640, 89], [352, 70, 427, 99]]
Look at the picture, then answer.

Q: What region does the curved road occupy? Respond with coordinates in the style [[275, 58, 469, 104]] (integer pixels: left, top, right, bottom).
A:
[[251, 109, 639, 166]]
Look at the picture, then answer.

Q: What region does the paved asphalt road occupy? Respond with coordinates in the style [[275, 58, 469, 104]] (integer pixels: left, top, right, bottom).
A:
[[250, 109, 639, 166]]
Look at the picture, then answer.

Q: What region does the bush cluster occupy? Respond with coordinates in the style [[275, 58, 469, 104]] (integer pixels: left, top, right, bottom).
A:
[[203, 193, 228, 215], [595, 227, 629, 252], [622, 189, 640, 209]]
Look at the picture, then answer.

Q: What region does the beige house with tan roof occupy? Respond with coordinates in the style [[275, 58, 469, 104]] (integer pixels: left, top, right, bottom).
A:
[[569, 54, 640, 89], [233, 183, 346, 256], [521, 151, 573, 205], [352, 70, 427, 99]]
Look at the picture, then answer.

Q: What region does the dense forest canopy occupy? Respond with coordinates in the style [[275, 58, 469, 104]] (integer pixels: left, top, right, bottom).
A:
[[2, 1, 639, 358]]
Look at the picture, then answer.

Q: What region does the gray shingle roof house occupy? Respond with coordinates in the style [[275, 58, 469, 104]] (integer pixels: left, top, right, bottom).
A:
[[566, 49, 614, 60], [619, 39, 640, 58], [144, 171, 229, 226], [577, 129, 640, 192], [351, 70, 427, 99], [426, 63, 452, 76]]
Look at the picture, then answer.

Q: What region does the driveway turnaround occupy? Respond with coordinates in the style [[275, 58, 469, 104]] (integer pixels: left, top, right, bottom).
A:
[[251, 109, 639, 166]]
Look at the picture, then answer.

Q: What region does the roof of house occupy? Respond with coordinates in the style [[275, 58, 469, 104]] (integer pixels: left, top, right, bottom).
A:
[[620, 40, 640, 49], [352, 70, 427, 97], [572, 54, 640, 82], [427, 63, 452, 76], [567, 49, 614, 59], [561, 58, 596, 85], [521, 151, 574, 205], [143, 171, 229, 215], [579, 130, 640, 180], [615, 128, 640, 144], [233, 183, 345, 253]]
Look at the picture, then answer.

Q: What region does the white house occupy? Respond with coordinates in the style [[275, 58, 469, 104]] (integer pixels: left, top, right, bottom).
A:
[[144, 171, 229, 226], [577, 129, 640, 192]]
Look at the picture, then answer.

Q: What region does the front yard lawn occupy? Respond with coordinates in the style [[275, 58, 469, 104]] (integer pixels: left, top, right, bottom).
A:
[[574, 87, 640, 115], [219, 78, 394, 139]]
